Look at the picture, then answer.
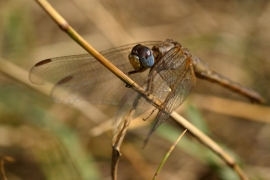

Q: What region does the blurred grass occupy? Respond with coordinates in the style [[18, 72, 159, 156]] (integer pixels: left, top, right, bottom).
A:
[[0, 0, 269, 180], [0, 85, 100, 180], [0, 1, 35, 66]]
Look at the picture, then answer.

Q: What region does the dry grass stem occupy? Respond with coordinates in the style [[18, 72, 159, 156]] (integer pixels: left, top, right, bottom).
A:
[[192, 94, 270, 123], [1, 156, 15, 180]]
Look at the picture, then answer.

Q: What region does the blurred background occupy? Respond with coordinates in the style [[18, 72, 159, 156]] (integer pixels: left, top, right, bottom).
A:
[[0, 0, 269, 179]]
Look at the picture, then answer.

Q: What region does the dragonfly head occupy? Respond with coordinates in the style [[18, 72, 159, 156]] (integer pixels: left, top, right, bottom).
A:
[[128, 44, 155, 70]]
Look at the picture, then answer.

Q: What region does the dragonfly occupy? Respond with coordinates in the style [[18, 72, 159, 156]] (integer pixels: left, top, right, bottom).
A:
[[29, 39, 264, 144]]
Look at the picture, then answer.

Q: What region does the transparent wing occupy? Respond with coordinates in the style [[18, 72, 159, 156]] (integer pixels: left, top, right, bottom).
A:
[[29, 41, 160, 104], [144, 47, 196, 144], [114, 82, 155, 126]]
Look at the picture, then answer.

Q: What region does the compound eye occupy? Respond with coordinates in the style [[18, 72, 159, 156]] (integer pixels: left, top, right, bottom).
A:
[[128, 53, 141, 70], [129, 44, 155, 69], [136, 46, 154, 68]]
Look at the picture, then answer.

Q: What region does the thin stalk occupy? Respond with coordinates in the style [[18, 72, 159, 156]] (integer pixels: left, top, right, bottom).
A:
[[1, 156, 15, 180], [153, 129, 187, 180]]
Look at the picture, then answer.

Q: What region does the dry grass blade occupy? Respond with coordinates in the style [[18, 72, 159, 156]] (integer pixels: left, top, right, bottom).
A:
[[1, 156, 15, 180], [111, 113, 133, 180], [192, 94, 270, 123], [71, 0, 135, 45], [34, 1, 250, 180], [153, 129, 187, 180], [111, 95, 139, 180]]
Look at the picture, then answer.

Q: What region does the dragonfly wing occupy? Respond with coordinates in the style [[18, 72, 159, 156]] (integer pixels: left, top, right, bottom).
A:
[[114, 83, 155, 126], [29, 41, 160, 104], [114, 89, 140, 126], [144, 47, 196, 143], [49, 68, 127, 104]]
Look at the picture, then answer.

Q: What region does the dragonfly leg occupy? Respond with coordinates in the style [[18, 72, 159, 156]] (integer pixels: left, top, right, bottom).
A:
[[142, 108, 157, 121], [124, 68, 147, 87], [126, 67, 147, 75]]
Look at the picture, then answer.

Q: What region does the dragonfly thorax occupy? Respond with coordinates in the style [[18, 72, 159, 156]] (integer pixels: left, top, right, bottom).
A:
[[152, 39, 182, 61]]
